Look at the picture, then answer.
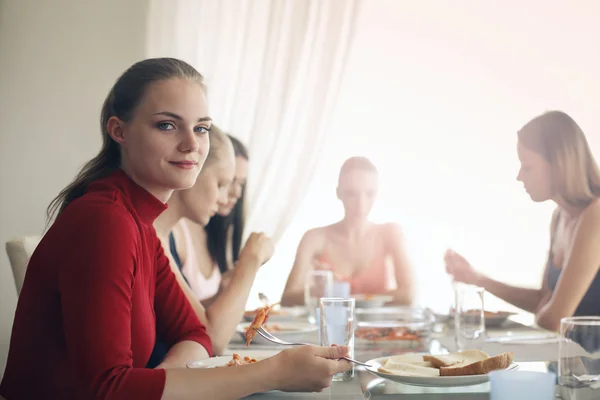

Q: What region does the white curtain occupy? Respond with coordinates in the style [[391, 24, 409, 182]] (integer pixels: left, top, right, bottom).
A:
[[147, 0, 360, 242]]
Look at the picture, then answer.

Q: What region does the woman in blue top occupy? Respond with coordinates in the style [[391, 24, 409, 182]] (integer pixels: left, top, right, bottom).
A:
[[445, 110, 600, 332]]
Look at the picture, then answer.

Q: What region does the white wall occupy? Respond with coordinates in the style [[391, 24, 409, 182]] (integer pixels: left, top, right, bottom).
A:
[[0, 0, 149, 377]]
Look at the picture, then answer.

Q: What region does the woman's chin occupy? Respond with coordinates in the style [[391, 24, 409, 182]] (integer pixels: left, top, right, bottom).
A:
[[217, 208, 232, 217]]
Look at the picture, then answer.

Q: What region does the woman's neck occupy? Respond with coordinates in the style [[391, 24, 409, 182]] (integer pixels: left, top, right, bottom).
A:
[[338, 217, 371, 240], [119, 165, 172, 203], [553, 197, 584, 220], [154, 194, 184, 237]]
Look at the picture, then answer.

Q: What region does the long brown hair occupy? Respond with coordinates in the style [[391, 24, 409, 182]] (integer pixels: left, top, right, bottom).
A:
[[47, 58, 205, 222], [518, 110, 600, 209]]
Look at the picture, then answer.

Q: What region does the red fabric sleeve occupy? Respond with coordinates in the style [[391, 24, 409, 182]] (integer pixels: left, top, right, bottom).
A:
[[57, 206, 165, 400]]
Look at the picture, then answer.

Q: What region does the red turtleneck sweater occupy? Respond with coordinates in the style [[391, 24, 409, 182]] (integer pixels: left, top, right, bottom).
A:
[[0, 170, 212, 400]]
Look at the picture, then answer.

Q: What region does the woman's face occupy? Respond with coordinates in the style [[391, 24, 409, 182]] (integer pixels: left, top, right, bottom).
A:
[[111, 78, 211, 198], [179, 146, 236, 226], [218, 155, 248, 216], [516, 140, 554, 202], [337, 169, 378, 221]]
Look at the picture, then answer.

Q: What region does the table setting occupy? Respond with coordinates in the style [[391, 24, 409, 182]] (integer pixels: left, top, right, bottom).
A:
[[191, 272, 599, 399]]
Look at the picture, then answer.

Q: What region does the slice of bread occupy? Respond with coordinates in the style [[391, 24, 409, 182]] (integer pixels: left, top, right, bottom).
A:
[[385, 353, 430, 365], [439, 352, 514, 376], [379, 359, 440, 377], [424, 349, 489, 368]]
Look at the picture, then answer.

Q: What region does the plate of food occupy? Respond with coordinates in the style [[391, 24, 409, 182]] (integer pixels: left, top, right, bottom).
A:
[[187, 349, 280, 369], [187, 352, 280, 393], [445, 310, 518, 328], [481, 311, 518, 327], [243, 306, 307, 323], [365, 350, 516, 387], [353, 294, 394, 308], [236, 321, 317, 346], [355, 322, 428, 349], [187, 354, 262, 369]]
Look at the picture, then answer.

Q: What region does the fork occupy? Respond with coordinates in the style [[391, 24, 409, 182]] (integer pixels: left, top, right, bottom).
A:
[[255, 327, 372, 367]]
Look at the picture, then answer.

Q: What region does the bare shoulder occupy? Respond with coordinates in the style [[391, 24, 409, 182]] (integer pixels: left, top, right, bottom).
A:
[[576, 199, 600, 233], [582, 198, 600, 220], [378, 222, 404, 238], [300, 226, 328, 248], [170, 221, 188, 264]]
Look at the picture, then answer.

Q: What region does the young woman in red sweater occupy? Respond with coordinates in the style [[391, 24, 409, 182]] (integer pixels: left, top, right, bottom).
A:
[[0, 58, 350, 400]]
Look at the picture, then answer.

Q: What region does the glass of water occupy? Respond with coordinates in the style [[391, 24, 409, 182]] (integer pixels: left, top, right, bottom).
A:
[[304, 270, 333, 324], [453, 282, 485, 351], [319, 297, 355, 381], [558, 316, 600, 400]]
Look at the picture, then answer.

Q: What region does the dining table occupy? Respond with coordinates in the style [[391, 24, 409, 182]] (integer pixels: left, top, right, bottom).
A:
[[222, 311, 564, 399]]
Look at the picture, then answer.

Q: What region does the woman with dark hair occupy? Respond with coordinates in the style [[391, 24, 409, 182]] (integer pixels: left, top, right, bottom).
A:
[[203, 135, 249, 291], [152, 128, 266, 356], [174, 134, 249, 304], [0, 58, 350, 400]]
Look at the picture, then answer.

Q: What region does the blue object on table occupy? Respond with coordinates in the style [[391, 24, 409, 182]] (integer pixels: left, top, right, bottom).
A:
[[489, 370, 556, 400]]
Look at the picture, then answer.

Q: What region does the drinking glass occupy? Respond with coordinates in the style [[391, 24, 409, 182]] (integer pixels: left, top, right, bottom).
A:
[[304, 270, 333, 324], [332, 281, 351, 298], [558, 316, 600, 400], [319, 297, 355, 381], [453, 283, 485, 351]]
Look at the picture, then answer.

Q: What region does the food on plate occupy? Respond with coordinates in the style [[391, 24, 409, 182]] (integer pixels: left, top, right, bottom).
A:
[[438, 352, 513, 376], [224, 353, 259, 367], [356, 326, 419, 341], [423, 349, 489, 368], [378, 354, 439, 377], [245, 305, 272, 346], [378, 350, 514, 377], [358, 294, 376, 300], [244, 307, 284, 317]]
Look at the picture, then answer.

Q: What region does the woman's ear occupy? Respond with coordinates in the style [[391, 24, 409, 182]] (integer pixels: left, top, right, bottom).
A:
[[106, 116, 127, 146]]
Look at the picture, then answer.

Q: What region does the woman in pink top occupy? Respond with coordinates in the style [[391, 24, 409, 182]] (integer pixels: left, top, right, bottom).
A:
[[180, 135, 250, 305], [282, 156, 414, 306]]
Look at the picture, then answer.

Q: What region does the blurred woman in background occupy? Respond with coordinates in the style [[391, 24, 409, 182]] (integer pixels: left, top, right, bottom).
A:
[[281, 156, 415, 306], [153, 127, 271, 356], [446, 110, 600, 332], [184, 135, 249, 304]]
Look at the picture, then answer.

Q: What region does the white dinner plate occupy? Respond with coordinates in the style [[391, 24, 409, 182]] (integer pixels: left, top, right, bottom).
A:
[[364, 355, 519, 387], [187, 350, 280, 369], [187, 352, 280, 393]]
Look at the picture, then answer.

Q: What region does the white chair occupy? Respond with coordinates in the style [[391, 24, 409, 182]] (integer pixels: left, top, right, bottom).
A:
[[6, 236, 41, 295]]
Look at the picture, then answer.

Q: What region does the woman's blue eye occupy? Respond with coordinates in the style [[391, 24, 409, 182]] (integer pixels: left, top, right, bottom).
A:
[[157, 122, 175, 131], [195, 126, 210, 134]]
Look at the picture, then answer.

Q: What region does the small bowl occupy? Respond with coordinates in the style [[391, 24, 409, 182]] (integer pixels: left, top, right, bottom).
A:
[[355, 307, 434, 349], [353, 294, 394, 308]]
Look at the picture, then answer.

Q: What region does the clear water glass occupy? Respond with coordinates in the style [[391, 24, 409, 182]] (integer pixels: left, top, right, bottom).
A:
[[319, 297, 355, 381], [304, 270, 333, 324], [453, 283, 485, 351], [558, 316, 600, 400], [489, 370, 556, 399], [332, 281, 351, 298]]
